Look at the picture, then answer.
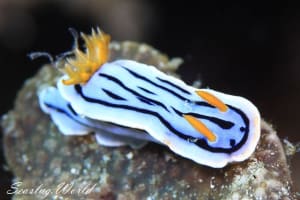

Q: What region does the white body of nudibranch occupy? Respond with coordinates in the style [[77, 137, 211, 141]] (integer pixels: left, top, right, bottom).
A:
[[38, 29, 261, 168]]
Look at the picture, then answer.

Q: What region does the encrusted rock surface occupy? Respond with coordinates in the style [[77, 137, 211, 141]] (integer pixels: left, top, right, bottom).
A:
[[1, 41, 298, 199]]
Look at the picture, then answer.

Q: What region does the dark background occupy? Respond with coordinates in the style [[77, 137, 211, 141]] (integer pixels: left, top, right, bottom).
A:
[[0, 1, 299, 199]]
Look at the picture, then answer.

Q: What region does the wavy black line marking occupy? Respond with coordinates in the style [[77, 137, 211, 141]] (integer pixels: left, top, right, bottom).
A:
[[137, 96, 154, 105], [121, 66, 217, 109], [102, 88, 126, 101], [44, 102, 89, 128], [157, 77, 191, 95], [122, 66, 188, 101], [99, 73, 169, 112], [138, 86, 157, 95], [194, 101, 215, 108], [74, 84, 249, 153], [172, 107, 235, 129], [67, 103, 78, 116]]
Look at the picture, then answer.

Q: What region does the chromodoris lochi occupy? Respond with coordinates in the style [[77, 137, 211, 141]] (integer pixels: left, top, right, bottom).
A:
[[38, 28, 261, 168]]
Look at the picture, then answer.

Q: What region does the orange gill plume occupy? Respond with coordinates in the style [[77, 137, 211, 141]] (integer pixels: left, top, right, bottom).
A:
[[62, 28, 111, 85]]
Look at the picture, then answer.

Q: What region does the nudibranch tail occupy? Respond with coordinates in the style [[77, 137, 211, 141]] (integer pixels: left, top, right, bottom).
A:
[[62, 28, 111, 85], [196, 90, 228, 112]]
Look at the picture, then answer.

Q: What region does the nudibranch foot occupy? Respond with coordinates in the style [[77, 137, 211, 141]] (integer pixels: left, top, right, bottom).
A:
[[39, 86, 158, 146], [95, 132, 149, 149], [39, 87, 92, 136]]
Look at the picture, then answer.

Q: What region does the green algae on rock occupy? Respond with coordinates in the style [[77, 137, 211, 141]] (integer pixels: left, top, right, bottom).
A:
[[1, 41, 297, 199]]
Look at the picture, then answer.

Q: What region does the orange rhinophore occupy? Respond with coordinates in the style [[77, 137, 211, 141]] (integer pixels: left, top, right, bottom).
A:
[[183, 114, 217, 142], [196, 90, 228, 112]]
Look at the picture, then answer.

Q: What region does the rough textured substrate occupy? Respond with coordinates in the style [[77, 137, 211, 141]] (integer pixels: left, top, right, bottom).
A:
[[1, 41, 297, 199]]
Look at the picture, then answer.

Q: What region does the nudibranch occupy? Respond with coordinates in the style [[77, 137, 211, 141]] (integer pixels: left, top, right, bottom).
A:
[[38, 28, 261, 168]]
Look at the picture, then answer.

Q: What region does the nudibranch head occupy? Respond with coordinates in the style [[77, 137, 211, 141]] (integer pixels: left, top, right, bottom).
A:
[[62, 28, 111, 85]]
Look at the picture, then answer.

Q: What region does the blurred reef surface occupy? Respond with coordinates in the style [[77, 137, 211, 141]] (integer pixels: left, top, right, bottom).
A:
[[1, 41, 298, 199]]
